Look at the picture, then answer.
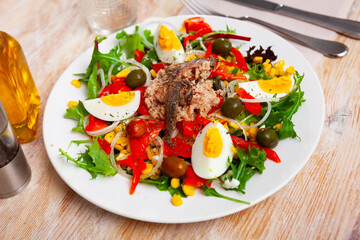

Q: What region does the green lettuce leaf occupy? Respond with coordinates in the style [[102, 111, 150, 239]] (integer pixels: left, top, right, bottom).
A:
[[63, 101, 89, 133]]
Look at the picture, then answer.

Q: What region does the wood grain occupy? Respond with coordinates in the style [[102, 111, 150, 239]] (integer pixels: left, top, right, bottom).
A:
[[0, 0, 359, 239]]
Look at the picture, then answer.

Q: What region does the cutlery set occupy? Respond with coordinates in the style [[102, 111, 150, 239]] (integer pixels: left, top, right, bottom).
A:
[[181, 0, 360, 57]]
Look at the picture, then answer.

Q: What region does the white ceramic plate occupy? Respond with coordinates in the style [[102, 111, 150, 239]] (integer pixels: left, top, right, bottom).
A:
[[43, 15, 325, 223]]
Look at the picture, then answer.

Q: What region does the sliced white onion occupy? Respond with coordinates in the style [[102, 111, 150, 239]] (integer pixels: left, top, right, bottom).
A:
[[109, 130, 132, 179], [240, 97, 280, 103], [226, 80, 243, 94], [140, 136, 164, 179], [96, 69, 106, 95], [198, 37, 207, 51], [138, 26, 154, 49], [122, 59, 152, 87], [137, 115, 150, 120], [170, 127, 179, 139], [184, 50, 206, 60], [107, 61, 121, 85], [83, 115, 120, 136]]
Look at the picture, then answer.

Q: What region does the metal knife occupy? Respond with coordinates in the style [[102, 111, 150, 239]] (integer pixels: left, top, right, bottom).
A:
[[228, 0, 360, 39]]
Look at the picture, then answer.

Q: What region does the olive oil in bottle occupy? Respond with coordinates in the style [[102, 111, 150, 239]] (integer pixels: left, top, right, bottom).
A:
[[0, 31, 40, 143]]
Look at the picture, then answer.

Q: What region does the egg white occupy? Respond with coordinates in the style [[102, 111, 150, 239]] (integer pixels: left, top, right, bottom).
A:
[[237, 79, 293, 99], [153, 24, 185, 65], [191, 122, 233, 179], [83, 91, 140, 121]]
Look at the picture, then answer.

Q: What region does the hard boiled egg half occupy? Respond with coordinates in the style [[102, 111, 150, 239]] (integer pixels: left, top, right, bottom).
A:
[[154, 24, 185, 64], [83, 91, 140, 121], [191, 122, 233, 179], [238, 76, 294, 99]]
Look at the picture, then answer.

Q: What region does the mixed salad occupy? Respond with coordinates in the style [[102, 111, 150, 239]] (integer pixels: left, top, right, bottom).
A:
[[60, 17, 305, 206]]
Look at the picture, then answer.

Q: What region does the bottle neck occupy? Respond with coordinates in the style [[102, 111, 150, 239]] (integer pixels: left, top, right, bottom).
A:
[[0, 32, 4, 55]]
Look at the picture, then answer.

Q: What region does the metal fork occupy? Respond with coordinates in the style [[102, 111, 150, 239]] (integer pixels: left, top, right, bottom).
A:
[[180, 0, 348, 58]]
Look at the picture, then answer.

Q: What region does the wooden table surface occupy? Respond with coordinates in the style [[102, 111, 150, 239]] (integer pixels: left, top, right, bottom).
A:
[[1, 0, 359, 239]]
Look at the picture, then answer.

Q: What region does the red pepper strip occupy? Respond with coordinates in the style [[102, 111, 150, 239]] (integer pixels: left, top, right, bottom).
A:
[[231, 47, 248, 72], [236, 88, 262, 115], [183, 27, 213, 48], [183, 34, 198, 48], [204, 33, 251, 42], [163, 138, 192, 158], [184, 166, 212, 187], [85, 115, 108, 132], [147, 119, 165, 132], [207, 95, 224, 114], [183, 17, 212, 33], [135, 49, 145, 63], [98, 78, 131, 97], [210, 64, 247, 80], [118, 128, 162, 194], [194, 114, 212, 126], [204, 43, 213, 58], [134, 86, 150, 115], [151, 63, 167, 73], [231, 135, 281, 163], [176, 121, 195, 138], [97, 137, 111, 155]]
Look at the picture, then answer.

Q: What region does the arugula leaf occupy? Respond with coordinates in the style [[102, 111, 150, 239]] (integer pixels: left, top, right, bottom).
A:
[[68, 139, 93, 148], [140, 176, 187, 197], [246, 63, 272, 80], [59, 138, 117, 178], [63, 101, 89, 133], [229, 67, 239, 75], [239, 147, 267, 173], [201, 186, 250, 204], [87, 65, 99, 99], [141, 50, 160, 69]]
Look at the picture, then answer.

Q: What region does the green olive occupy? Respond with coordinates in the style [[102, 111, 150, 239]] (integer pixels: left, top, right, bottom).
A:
[[126, 69, 146, 89], [221, 98, 243, 119], [256, 128, 279, 149], [212, 38, 232, 56], [161, 156, 188, 178]]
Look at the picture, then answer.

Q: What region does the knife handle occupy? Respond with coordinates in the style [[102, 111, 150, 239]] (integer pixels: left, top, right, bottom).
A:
[[240, 16, 348, 58], [277, 5, 360, 39]]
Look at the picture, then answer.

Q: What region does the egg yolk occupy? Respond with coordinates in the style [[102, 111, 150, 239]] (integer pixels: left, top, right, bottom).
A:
[[258, 76, 292, 94], [203, 127, 223, 158], [158, 25, 182, 51], [100, 91, 135, 106]]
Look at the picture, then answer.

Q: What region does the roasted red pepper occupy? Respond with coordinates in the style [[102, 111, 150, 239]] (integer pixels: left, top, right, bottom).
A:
[[183, 17, 212, 33], [236, 88, 262, 115], [98, 78, 131, 97], [134, 86, 150, 115], [151, 63, 167, 73], [183, 26, 213, 48], [97, 137, 111, 155], [231, 47, 248, 72], [164, 138, 192, 158], [135, 49, 145, 63], [184, 166, 212, 187], [210, 64, 247, 80], [231, 135, 281, 163], [117, 127, 162, 195], [177, 121, 195, 138], [207, 95, 224, 114], [85, 115, 108, 132], [204, 42, 213, 58]]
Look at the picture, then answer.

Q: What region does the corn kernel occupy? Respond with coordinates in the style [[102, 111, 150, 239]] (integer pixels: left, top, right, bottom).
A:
[[104, 131, 116, 143], [223, 80, 229, 86], [226, 56, 232, 62], [273, 123, 283, 130], [253, 56, 263, 64], [276, 69, 285, 76], [114, 144, 124, 151], [71, 79, 81, 88], [116, 69, 131, 78], [249, 123, 258, 139], [114, 124, 126, 133], [171, 178, 180, 188], [171, 195, 183, 206], [268, 68, 276, 77], [228, 121, 240, 130], [223, 123, 230, 132], [264, 64, 272, 73], [141, 163, 154, 175], [263, 59, 270, 65], [150, 69, 157, 78], [68, 101, 78, 109], [186, 55, 197, 61], [182, 185, 195, 196], [286, 66, 295, 75], [274, 60, 285, 69], [218, 56, 226, 61]]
